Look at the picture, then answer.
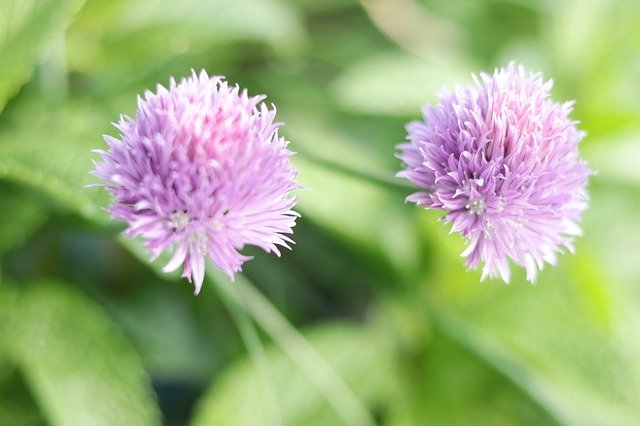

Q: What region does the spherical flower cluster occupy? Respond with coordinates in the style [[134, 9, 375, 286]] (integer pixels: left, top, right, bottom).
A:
[[397, 63, 591, 282], [93, 70, 299, 294]]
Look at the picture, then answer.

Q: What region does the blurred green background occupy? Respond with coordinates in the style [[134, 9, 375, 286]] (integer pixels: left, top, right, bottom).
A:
[[1, 0, 639, 425]]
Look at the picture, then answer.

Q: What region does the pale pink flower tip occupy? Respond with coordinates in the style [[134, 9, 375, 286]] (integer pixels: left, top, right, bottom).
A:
[[93, 70, 299, 294], [397, 63, 591, 283]]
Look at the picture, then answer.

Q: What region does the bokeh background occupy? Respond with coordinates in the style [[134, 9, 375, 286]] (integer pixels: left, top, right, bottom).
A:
[[1, 0, 640, 425]]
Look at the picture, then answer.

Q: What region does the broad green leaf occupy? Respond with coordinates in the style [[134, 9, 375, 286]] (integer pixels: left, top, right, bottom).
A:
[[0, 182, 49, 252], [0, 367, 46, 426], [2, 281, 161, 426], [0, 0, 86, 110], [331, 53, 473, 117], [191, 323, 397, 426], [0, 98, 111, 224]]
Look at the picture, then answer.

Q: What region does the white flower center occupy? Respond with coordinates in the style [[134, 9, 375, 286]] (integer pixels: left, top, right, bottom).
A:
[[168, 211, 208, 255], [169, 211, 189, 230], [466, 197, 486, 215], [189, 230, 208, 255]]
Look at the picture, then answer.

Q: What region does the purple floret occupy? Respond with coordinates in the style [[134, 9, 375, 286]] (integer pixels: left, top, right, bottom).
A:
[[93, 70, 299, 294], [397, 63, 591, 283]]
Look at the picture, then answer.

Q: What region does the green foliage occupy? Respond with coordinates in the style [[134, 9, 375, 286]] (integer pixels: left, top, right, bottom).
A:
[[191, 322, 397, 426], [0, 109, 110, 225], [0, 282, 161, 425], [0, 183, 48, 253], [1, 0, 640, 424], [331, 53, 473, 117], [0, 0, 86, 110]]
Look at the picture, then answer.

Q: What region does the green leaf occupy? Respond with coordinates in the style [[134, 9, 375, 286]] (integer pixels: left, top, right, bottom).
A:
[[415, 191, 640, 425], [396, 332, 561, 425], [65, 0, 307, 93], [547, 0, 640, 136], [0, 366, 46, 426], [331, 53, 473, 117], [104, 285, 228, 382], [0, 0, 87, 110], [1, 281, 161, 426], [0, 99, 111, 224], [118, 236, 176, 280], [118, 0, 306, 50], [0, 182, 48, 252], [191, 322, 397, 426]]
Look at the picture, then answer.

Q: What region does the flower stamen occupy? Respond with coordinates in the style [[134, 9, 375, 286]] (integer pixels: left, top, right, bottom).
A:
[[169, 211, 190, 230], [466, 197, 486, 215]]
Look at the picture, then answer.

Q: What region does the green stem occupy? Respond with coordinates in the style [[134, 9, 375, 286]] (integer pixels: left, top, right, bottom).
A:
[[208, 270, 377, 426], [212, 278, 281, 426], [296, 147, 415, 193]]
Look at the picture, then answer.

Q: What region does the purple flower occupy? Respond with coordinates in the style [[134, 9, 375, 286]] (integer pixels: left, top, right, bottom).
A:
[[93, 70, 299, 294], [397, 63, 591, 283]]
